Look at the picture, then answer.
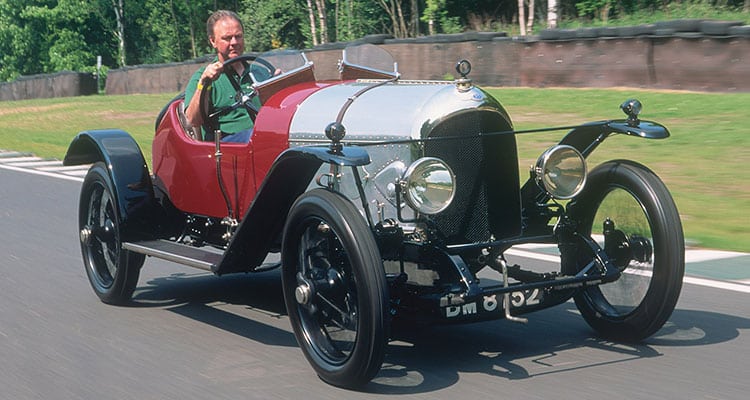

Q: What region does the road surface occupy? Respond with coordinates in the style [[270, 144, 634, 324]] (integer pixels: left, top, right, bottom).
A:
[[1, 153, 749, 399]]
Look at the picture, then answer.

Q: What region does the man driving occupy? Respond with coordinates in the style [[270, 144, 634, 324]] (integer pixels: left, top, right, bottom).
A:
[[184, 10, 258, 142]]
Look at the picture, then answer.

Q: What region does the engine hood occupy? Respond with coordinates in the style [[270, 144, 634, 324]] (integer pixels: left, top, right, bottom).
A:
[[285, 79, 521, 243], [289, 80, 511, 143]]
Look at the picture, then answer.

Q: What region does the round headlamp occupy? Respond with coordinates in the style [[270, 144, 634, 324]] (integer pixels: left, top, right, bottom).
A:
[[534, 145, 587, 200], [402, 157, 456, 215]]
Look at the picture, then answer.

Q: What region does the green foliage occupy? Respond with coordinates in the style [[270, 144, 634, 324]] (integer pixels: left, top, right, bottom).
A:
[[575, 0, 614, 19], [0, 0, 117, 80], [571, 0, 749, 25], [333, 0, 389, 42], [1, 0, 749, 82], [422, 0, 463, 34], [48, 29, 94, 71], [240, 0, 306, 51]]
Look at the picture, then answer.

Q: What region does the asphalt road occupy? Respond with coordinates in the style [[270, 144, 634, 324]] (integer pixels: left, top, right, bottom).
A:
[[1, 163, 749, 400]]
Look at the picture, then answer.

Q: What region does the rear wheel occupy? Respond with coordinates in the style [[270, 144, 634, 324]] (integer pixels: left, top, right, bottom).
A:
[[281, 189, 388, 388], [569, 160, 684, 342], [79, 162, 144, 304]]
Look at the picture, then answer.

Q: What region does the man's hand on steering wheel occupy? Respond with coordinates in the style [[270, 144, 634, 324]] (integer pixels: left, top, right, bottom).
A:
[[199, 54, 272, 132]]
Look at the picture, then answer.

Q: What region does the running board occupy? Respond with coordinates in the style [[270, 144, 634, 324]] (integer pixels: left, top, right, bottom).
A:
[[123, 240, 223, 272]]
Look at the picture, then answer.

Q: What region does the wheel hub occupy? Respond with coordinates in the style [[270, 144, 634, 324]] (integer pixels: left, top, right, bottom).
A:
[[603, 218, 632, 270], [80, 225, 92, 245], [295, 282, 312, 305], [629, 234, 653, 263]]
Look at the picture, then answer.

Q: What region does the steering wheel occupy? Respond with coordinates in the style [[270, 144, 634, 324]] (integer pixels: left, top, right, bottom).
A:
[[199, 54, 276, 138]]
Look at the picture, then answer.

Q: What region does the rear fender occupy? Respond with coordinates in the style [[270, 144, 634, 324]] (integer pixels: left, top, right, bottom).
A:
[[64, 129, 159, 241], [216, 145, 370, 274]]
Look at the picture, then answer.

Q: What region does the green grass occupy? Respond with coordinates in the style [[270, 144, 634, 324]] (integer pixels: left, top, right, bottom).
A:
[[0, 93, 177, 164], [488, 87, 750, 252], [0, 88, 748, 252]]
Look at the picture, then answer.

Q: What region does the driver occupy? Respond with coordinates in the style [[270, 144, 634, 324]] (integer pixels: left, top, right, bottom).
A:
[[184, 10, 265, 143]]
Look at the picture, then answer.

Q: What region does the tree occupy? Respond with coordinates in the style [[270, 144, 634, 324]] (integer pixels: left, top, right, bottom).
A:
[[111, 0, 126, 66], [333, 0, 393, 42], [421, 0, 461, 35], [315, 0, 329, 44], [548, 0, 558, 29], [241, 0, 306, 51], [517, 0, 534, 35], [576, 0, 614, 23], [305, 0, 318, 45], [378, 0, 408, 37], [411, 0, 419, 36], [0, 0, 117, 80], [0, 0, 42, 81], [303, 0, 329, 45]]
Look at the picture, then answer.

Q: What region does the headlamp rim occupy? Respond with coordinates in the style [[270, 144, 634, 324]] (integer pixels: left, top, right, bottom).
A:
[[402, 157, 456, 215], [534, 144, 587, 200]]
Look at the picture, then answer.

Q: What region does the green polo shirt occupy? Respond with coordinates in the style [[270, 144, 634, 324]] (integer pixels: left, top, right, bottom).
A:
[[185, 59, 264, 137]]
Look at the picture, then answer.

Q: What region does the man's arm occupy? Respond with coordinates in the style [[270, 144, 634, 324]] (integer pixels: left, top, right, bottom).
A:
[[184, 61, 224, 129]]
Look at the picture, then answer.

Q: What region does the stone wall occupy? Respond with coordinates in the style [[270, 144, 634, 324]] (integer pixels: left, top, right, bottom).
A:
[[0, 71, 98, 101], [104, 29, 749, 95], [104, 57, 212, 95]]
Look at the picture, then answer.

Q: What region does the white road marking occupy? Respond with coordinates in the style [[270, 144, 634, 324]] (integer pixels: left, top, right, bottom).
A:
[[0, 162, 84, 182], [683, 276, 750, 293], [509, 246, 749, 293], [6, 160, 63, 167], [0, 151, 88, 182], [0, 156, 42, 163], [37, 164, 91, 172]]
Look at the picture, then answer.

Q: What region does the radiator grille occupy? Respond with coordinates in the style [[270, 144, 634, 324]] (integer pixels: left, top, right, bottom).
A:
[[425, 112, 521, 244]]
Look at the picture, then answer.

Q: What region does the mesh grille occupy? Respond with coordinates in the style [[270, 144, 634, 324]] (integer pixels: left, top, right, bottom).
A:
[[425, 112, 521, 244]]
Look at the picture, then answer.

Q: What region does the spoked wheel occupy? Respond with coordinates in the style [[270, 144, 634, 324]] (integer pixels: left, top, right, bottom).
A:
[[281, 189, 388, 388], [569, 160, 684, 342], [79, 162, 144, 304]]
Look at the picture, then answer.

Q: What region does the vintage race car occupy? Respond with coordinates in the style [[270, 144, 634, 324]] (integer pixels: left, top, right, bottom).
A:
[[64, 44, 684, 388]]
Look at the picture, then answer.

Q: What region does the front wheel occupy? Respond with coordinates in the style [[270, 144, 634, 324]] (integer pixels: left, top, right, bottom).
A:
[[281, 189, 389, 388], [569, 160, 684, 342], [79, 162, 144, 304]]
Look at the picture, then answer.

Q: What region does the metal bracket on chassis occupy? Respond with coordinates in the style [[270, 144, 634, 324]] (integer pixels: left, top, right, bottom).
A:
[[398, 234, 623, 325], [440, 254, 482, 306]]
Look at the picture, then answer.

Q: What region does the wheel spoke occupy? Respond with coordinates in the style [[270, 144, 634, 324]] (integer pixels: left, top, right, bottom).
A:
[[80, 163, 143, 304], [570, 161, 683, 341], [593, 189, 654, 314], [282, 189, 388, 387], [316, 292, 354, 329]]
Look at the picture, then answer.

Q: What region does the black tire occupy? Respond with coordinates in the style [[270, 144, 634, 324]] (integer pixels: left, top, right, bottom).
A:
[[569, 160, 684, 342], [281, 189, 388, 388], [79, 162, 144, 304]]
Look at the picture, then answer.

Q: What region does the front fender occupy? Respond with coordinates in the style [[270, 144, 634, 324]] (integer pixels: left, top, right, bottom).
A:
[[215, 145, 370, 274], [64, 129, 159, 241], [558, 119, 670, 157], [520, 119, 670, 215]]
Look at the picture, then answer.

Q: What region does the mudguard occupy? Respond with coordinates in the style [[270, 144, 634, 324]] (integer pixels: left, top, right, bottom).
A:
[[215, 145, 370, 274], [520, 119, 670, 214], [63, 129, 161, 241], [559, 119, 670, 157]]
